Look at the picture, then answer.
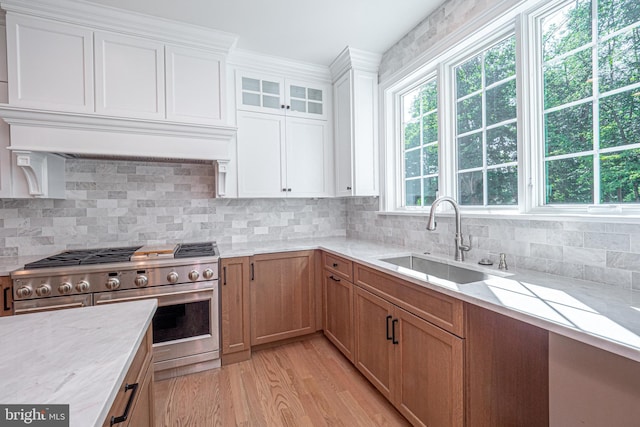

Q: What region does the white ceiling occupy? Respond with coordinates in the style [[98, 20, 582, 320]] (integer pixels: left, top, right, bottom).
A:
[[83, 0, 446, 66]]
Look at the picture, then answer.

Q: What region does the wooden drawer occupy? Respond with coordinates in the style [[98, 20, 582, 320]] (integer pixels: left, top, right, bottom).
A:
[[354, 264, 465, 337], [104, 326, 152, 427], [1, 276, 13, 317], [322, 252, 353, 281]]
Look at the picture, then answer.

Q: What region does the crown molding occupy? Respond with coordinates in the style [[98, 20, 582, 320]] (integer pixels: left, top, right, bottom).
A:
[[329, 46, 382, 80], [0, 0, 238, 53], [228, 48, 332, 84]]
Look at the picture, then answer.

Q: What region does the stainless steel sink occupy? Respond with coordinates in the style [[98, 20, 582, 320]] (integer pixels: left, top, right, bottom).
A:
[[379, 254, 493, 284]]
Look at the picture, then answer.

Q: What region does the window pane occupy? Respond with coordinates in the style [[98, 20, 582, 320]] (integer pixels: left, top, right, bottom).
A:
[[422, 112, 438, 143], [457, 94, 482, 134], [406, 179, 422, 206], [405, 149, 420, 178], [456, 55, 482, 98], [290, 85, 306, 99], [290, 99, 306, 112], [458, 171, 484, 205], [423, 177, 439, 205], [487, 124, 518, 166], [486, 80, 517, 125], [421, 81, 438, 112], [485, 36, 516, 86], [423, 144, 438, 175], [308, 102, 323, 115], [404, 87, 422, 121], [545, 156, 594, 204], [404, 121, 420, 149], [599, 28, 640, 93], [242, 77, 260, 91], [242, 92, 260, 107], [544, 49, 593, 109], [542, 0, 591, 62], [600, 149, 640, 203], [263, 95, 280, 109], [262, 81, 280, 95], [308, 88, 322, 101], [457, 133, 482, 170], [598, 0, 640, 37], [544, 103, 593, 156], [600, 90, 640, 149], [488, 166, 518, 205]]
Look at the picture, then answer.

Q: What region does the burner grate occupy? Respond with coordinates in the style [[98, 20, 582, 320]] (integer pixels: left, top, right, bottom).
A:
[[24, 246, 141, 269], [174, 242, 218, 258]]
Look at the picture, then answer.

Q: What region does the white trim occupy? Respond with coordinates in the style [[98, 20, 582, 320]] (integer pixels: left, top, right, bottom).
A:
[[228, 49, 331, 84]]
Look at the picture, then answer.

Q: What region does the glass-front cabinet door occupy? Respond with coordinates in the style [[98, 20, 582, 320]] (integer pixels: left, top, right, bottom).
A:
[[237, 72, 285, 113], [286, 80, 328, 120]]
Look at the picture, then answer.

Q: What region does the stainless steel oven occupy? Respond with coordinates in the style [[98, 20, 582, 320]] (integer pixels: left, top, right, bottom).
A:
[[94, 281, 219, 380]]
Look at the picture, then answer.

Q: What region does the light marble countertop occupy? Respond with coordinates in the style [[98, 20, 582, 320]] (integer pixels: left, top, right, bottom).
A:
[[0, 299, 157, 427], [220, 237, 640, 363]]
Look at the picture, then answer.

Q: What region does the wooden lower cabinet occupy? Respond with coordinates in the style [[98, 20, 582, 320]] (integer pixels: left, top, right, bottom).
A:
[[104, 326, 154, 427], [354, 286, 463, 427], [220, 257, 251, 358], [1, 276, 12, 317], [323, 270, 354, 361], [250, 250, 316, 346]]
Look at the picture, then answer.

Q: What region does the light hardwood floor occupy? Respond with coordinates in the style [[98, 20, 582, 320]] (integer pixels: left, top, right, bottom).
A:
[[154, 335, 410, 426]]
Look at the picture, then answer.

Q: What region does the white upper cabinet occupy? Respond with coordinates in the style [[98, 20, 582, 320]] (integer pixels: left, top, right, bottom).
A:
[[237, 71, 329, 120], [166, 45, 226, 125], [95, 32, 165, 119], [6, 14, 94, 112], [330, 47, 381, 197]]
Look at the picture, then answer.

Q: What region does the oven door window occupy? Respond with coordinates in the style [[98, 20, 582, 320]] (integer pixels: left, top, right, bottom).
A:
[[152, 300, 211, 343]]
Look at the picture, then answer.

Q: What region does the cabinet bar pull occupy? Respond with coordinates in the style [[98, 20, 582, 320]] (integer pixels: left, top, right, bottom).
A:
[[329, 275, 341, 282], [392, 319, 399, 344], [332, 263, 338, 268], [223, 266, 227, 286], [110, 382, 139, 425], [386, 315, 393, 340], [3, 287, 10, 312], [250, 263, 255, 281]]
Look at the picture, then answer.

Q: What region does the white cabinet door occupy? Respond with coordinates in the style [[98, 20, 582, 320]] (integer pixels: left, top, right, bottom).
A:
[[6, 14, 94, 112], [285, 80, 329, 120], [166, 45, 225, 124], [334, 72, 354, 197], [285, 117, 331, 197], [236, 71, 285, 114], [95, 32, 165, 119], [236, 111, 285, 197]]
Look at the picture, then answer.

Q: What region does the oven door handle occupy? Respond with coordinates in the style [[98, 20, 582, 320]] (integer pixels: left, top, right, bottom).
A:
[[95, 288, 211, 305], [14, 301, 86, 314]]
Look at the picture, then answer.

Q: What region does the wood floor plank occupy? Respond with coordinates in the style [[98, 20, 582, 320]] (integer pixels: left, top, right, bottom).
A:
[[155, 336, 408, 426]]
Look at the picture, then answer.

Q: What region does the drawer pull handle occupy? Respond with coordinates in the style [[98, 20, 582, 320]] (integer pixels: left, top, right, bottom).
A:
[[223, 266, 227, 286], [329, 275, 341, 282], [250, 263, 255, 281], [392, 319, 399, 345], [3, 287, 10, 312], [332, 263, 338, 268], [386, 315, 393, 340], [111, 382, 139, 425]]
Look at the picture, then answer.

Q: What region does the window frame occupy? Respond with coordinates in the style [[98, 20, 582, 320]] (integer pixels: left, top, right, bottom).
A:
[[381, 0, 640, 217]]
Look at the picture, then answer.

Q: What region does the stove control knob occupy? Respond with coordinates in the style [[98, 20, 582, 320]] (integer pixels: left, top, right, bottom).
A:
[[167, 272, 179, 284], [106, 278, 120, 290], [16, 286, 33, 299], [188, 270, 200, 281], [202, 268, 214, 280], [134, 275, 148, 287], [36, 284, 52, 297], [58, 282, 73, 294], [76, 280, 90, 292]]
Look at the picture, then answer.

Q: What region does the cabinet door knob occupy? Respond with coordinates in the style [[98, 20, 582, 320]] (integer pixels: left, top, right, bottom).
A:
[[282, 188, 287, 192], [286, 105, 290, 109], [347, 186, 352, 190], [287, 188, 292, 192], [281, 104, 285, 109]]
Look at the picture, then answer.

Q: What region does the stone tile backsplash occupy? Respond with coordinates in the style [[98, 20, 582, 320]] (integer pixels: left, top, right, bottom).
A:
[[346, 197, 640, 290], [0, 158, 638, 290], [0, 159, 346, 257]]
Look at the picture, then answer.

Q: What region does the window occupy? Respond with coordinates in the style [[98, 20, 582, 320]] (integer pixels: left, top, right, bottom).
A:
[[455, 36, 518, 206], [385, 0, 640, 215], [401, 79, 439, 207], [542, 0, 640, 205]]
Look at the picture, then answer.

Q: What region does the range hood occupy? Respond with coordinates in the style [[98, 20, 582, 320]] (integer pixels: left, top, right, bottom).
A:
[[0, 106, 237, 161]]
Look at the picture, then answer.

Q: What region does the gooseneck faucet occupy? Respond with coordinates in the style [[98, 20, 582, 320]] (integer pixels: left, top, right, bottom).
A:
[[426, 196, 471, 262]]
